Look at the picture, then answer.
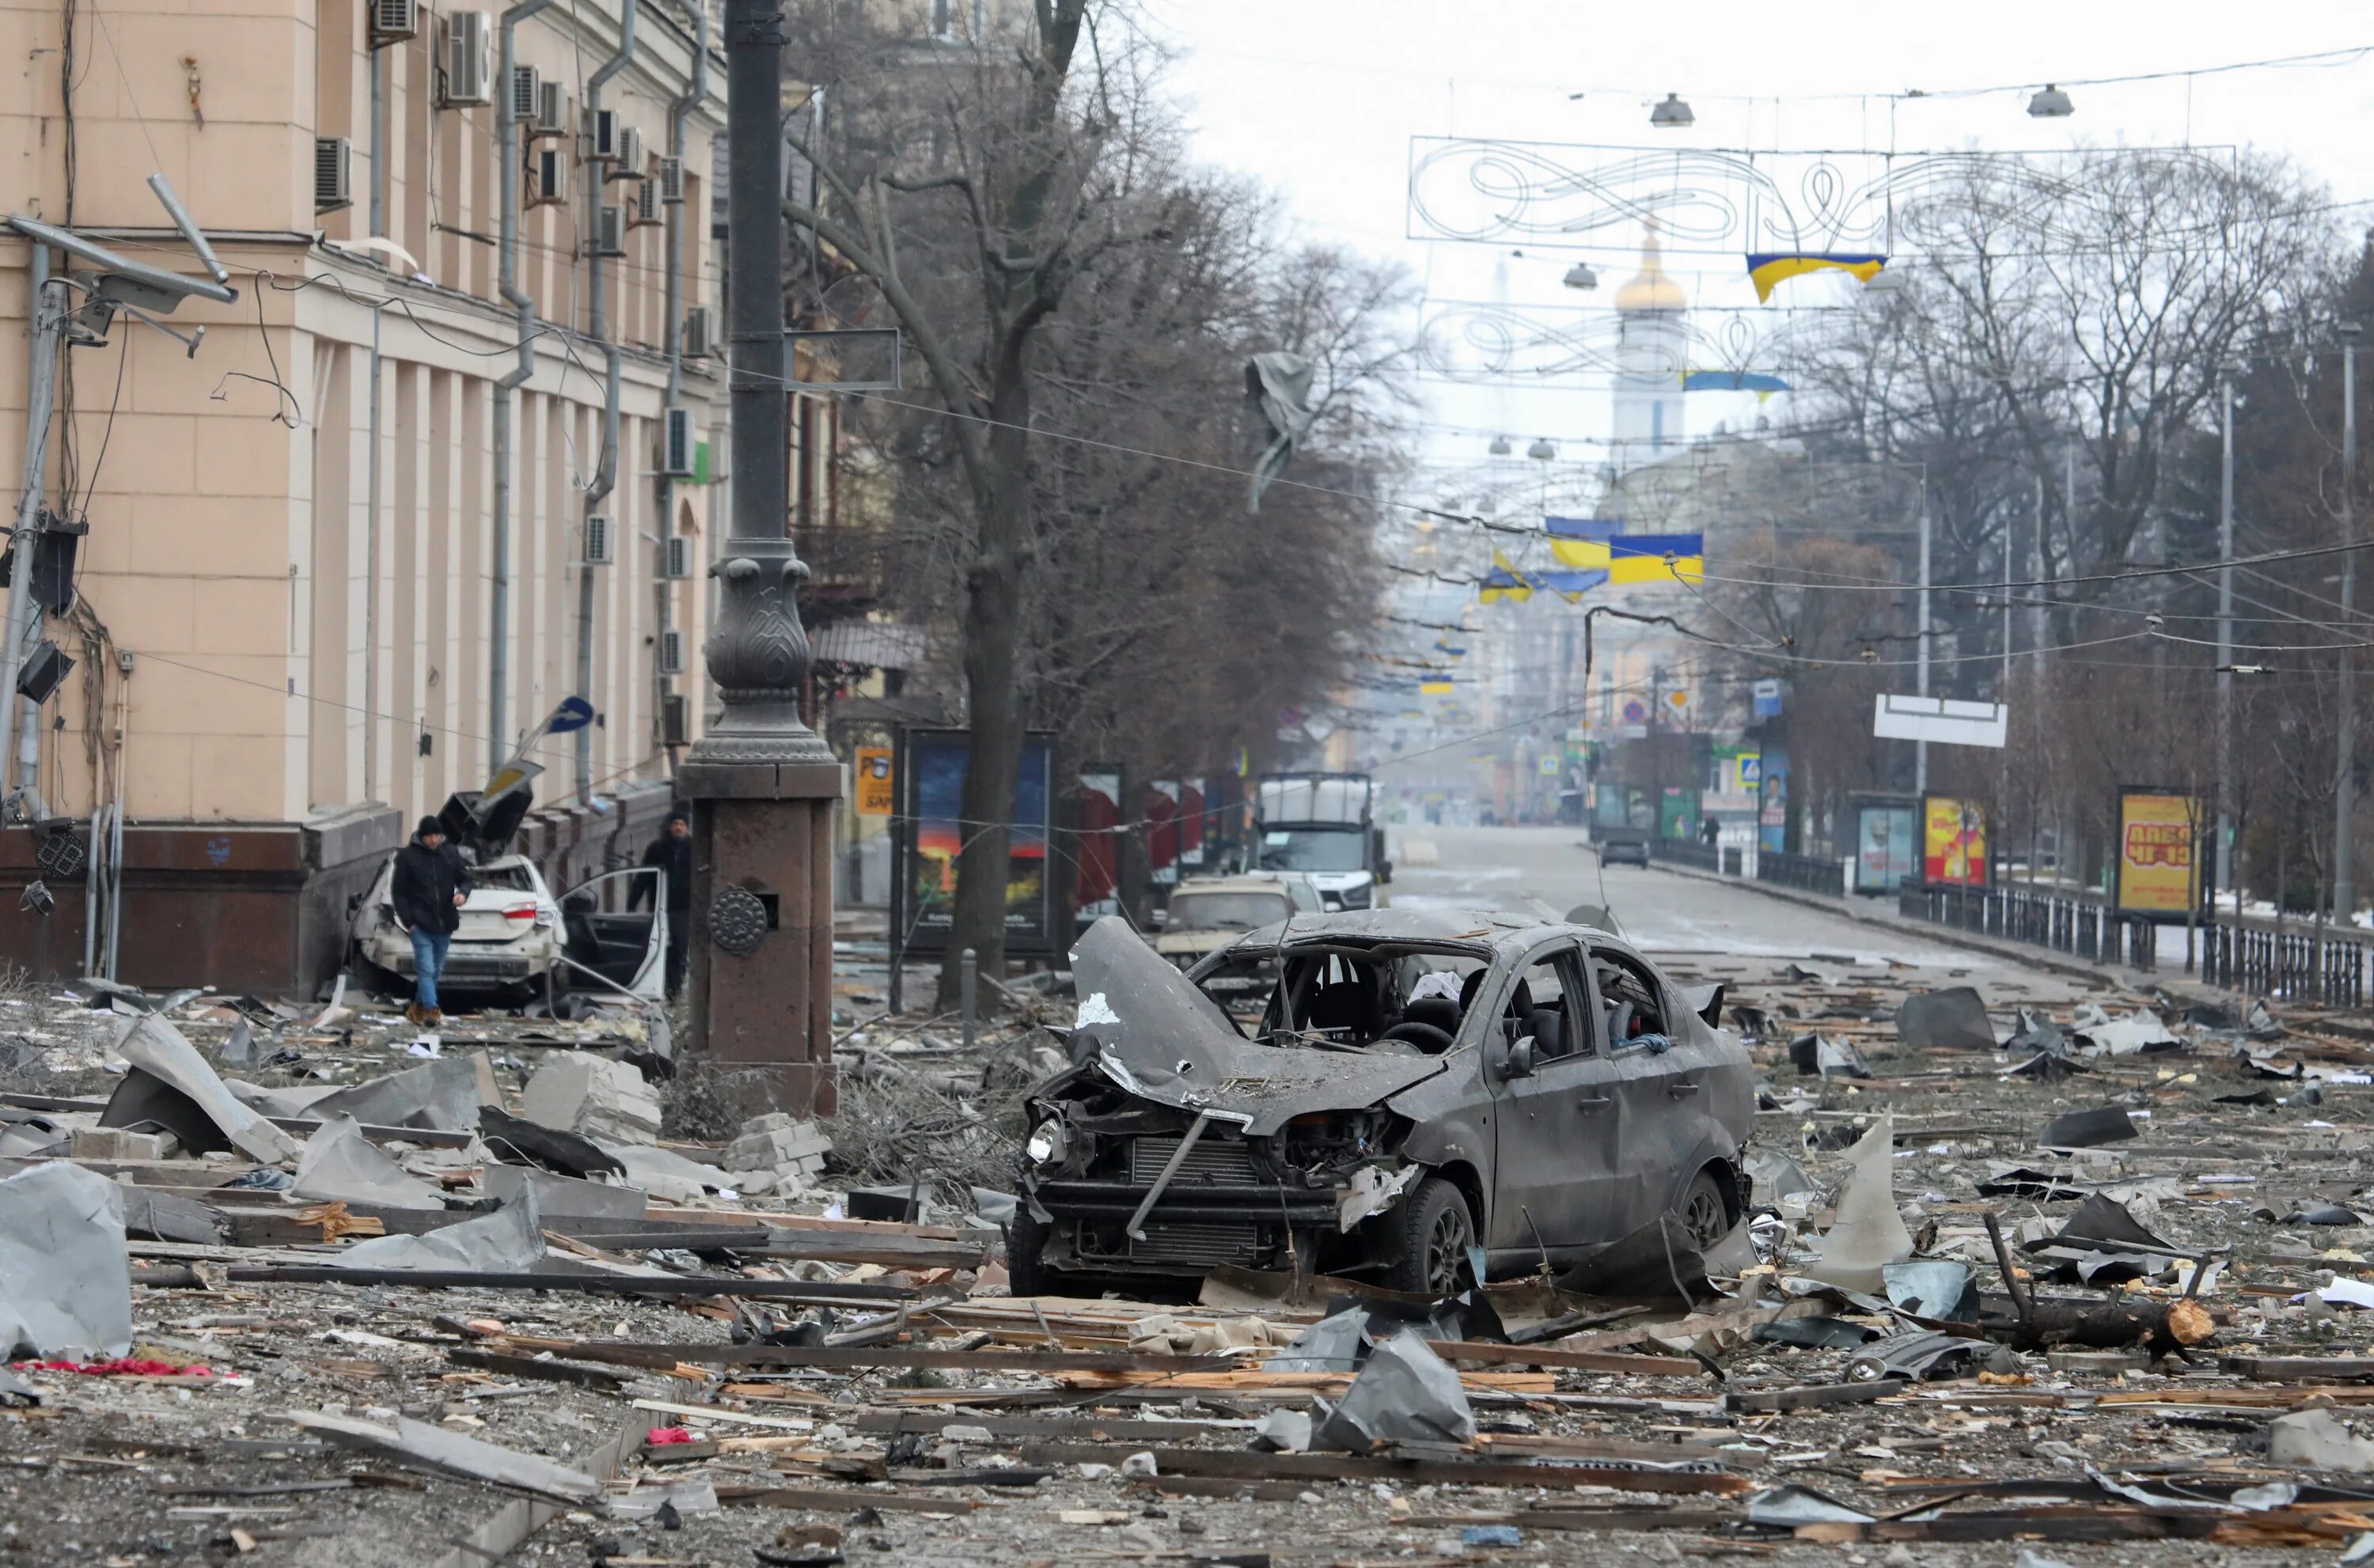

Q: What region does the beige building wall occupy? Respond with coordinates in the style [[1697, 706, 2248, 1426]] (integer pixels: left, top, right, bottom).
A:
[[0, 0, 734, 828]]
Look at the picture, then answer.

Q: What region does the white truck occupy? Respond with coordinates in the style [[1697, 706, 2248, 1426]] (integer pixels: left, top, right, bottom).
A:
[[1253, 772, 1390, 912]]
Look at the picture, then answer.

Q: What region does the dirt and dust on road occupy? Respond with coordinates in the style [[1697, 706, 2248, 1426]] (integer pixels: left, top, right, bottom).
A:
[[8, 846, 2374, 1566]]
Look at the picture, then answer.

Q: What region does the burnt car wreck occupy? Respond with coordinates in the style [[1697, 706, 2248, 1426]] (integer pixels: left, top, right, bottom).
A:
[[1012, 910, 1754, 1297]]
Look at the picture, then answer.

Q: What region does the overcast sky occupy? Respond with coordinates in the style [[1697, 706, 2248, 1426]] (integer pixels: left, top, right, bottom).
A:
[[1147, 1, 2374, 534]]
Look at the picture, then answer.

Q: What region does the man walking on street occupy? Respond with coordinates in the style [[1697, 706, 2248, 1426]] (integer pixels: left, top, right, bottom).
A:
[[392, 816, 471, 1026], [635, 806, 694, 999]]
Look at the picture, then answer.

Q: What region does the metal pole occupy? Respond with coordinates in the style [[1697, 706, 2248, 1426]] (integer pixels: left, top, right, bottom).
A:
[[580, 0, 636, 805], [726, 0, 788, 561], [658, 0, 708, 768], [960, 946, 977, 1052], [1915, 498, 1931, 797], [2338, 326, 2361, 924], [364, 301, 381, 801], [2217, 373, 2236, 907], [3, 255, 63, 809], [493, 0, 561, 777]]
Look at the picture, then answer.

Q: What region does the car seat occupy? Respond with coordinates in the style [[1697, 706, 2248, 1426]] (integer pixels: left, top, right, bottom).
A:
[[1303, 980, 1380, 1039]]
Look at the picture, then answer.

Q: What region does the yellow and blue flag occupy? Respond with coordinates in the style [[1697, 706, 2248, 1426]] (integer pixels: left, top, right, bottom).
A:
[[1681, 369, 1791, 398], [1419, 680, 1454, 695], [1745, 252, 1887, 302], [1546, 520, 1704, 584], [1478, 548, 1536, 605]]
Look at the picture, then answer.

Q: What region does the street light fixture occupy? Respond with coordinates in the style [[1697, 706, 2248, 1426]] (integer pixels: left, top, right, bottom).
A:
[[1649, 93, 1694, 129], [2027, 83, 2074, 118], [1527, 437, 1557, 460], [1562, 262, 1599, 290], [1488, 435, 1512, 456]]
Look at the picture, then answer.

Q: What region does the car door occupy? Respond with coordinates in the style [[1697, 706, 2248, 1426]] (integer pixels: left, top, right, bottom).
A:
[[1485, 940, 1624, 1257], [558, 867, 666, 1001], [1590, 940, 1695, 1234]]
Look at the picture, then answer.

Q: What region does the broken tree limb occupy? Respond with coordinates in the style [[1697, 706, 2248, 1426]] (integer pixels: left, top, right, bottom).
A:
[[1982, 1210, 2211, 1353]]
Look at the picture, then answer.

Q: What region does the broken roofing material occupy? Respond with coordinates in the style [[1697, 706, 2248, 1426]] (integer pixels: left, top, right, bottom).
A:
[[1893, 987, 1995, 1051], [286, 1410, 605, 1504], [2073, 1005, 2181, 1057], [290, 1115, 446, 1211], [1311, 1330, 1476, 1451], [1806, 1114, 1913, 1293], [330, 1190, 547, 1272], [0, 1161, 132, 1360], [100, 1012, 303, 1165]]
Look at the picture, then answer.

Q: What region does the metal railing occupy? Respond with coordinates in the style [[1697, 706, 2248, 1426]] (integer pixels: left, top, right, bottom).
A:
[[1896, 883, 2160, 971], [2202, 921, 2369, 1009], [1648, 839, 1720, 874], [1758, 849, 1845, 898]]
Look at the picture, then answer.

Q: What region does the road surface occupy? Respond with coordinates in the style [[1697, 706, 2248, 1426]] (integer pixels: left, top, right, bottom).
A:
[[1388, 824, 2004, 970]]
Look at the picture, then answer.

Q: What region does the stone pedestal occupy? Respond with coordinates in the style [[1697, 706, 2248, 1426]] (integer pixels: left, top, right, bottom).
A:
[[680, 759, 840, 1118]]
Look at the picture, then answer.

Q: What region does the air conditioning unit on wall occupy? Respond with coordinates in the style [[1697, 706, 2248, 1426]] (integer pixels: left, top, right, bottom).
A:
[[681, 306, 713, 358], [533, 81, 568, 138], [631, 177, 663, 228], [582, 515, 612, 566], [510, 64, 542, 122], [440, 11, 493, 106], [586, 108, 619, 163], [529, 146, 567, 207], [368, 0, 418, 47], [658, 156, 685, 204], [661, 534, 694, 580], [611, 128, 644, 183], [594, 205, 625, 257], [314, 138, 352, 212], [658, 631, 685, 676]]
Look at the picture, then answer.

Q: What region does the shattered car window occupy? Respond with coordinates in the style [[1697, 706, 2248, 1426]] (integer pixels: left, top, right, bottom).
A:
[[468, 862, 539, 892], [1595, 946, 1671, 1049]]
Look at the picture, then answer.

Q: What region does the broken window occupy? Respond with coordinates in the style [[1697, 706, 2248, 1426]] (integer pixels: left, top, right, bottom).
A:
[[1200, 940, 1488, 1053], [1591, 946, 1671, 1051]]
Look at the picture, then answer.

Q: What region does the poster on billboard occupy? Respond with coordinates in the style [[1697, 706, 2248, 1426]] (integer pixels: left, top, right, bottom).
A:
[[853, 747, 894, 816], [891, 729, 1056, 956], [1922, 797, 1987, 885], [2114, 788, 2204, 918], [1855, 801, 1919, 893], [1073, 768, 1121, 922]]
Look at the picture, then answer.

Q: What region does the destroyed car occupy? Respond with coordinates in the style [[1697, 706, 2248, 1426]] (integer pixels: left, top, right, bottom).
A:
[[1152, 873, 1322, 971], [348, 792, 668, 1007], [1012, 910, 1753, 1297]]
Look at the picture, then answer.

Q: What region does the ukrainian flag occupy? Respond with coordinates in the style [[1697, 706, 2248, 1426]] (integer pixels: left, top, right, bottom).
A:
[[1478, 548, 1536, 605], [1546, 517, 1622, 570], [1419, 680, 1454, 695], [1607, 532, 1705, 585], [1681, 369, 1791, 397], [1745, 253, 1887, 303], [1541, 569, 1610, 602]]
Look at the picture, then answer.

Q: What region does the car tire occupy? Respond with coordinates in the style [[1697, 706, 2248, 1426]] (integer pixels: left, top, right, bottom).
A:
[[1678, 1167, 1731, 1252], [1005, 1203, 1056, 1297], [1382, 1176, 1475, 1297]]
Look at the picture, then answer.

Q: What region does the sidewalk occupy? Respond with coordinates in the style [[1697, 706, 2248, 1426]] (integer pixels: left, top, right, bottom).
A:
[[1648, 856, 2234, 1006]]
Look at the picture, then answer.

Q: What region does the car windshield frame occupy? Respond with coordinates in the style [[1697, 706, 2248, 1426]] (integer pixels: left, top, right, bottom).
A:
[[1256, 829, 1369, 873]]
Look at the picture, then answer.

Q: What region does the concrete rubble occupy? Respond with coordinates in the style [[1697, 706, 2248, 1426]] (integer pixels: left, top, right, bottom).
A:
[[9, 930, 2374, 1565]]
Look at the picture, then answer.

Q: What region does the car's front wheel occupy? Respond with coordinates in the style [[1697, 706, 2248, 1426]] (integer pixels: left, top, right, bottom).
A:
[[1005, 1201, 1056, 1297], [1382, 1176, 1474, 1297]]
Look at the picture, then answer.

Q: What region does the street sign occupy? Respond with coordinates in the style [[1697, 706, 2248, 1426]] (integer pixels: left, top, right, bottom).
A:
[[1752, 678, 1782, 718], [854, 746, 893, 815], [547, 696, 595, 734], [1665, 689, 1691, 714], [1621, 699, 1648, 724], [1875, 695, 2006, 748]]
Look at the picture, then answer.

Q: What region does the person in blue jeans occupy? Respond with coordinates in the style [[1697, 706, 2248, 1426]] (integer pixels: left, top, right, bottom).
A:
[[390, 815, 471, 1025]]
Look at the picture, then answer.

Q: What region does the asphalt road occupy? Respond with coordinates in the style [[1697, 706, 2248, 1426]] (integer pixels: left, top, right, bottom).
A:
[[1387, 824, 2004, 969]]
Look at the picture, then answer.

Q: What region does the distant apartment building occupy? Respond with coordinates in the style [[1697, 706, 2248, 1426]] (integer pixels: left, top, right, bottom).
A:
[[0, 0, 751, 986]]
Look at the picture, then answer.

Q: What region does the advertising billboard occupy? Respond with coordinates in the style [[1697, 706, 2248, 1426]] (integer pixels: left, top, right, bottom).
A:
[[1073, 768, 1121, 922], [2114, 789, 2204, 918], [1922, 797, 1987, 885], [1855, 801, 1919, 893], [852, 747, 894, 816], [892, 729, 1056, 956]]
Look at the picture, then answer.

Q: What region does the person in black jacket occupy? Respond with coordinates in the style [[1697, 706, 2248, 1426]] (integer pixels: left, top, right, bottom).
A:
[[390, 816, 472, 1025], [633, 806, 693, 998]]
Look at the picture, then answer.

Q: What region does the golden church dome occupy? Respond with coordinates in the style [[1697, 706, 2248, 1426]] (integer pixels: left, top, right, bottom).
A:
[[1614, 228, 1687, 313]]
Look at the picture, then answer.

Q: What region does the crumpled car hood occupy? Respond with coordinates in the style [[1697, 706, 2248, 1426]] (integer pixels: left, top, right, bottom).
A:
[[1068, 915, 1443, 1135]]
